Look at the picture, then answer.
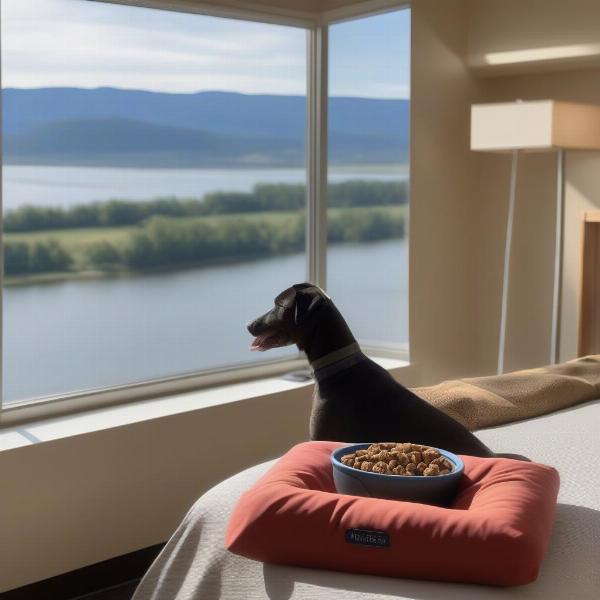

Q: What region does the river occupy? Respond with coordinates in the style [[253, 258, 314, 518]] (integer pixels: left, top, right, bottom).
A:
[[2, 165, 408, 405]]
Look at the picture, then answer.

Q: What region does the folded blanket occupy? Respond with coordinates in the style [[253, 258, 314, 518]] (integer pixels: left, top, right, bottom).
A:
[[414, 355, 600, 430]]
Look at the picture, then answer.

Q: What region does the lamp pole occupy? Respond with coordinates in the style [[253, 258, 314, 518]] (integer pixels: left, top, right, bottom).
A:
[[498, 149, 519, 374], [551, 149, 565, 364]]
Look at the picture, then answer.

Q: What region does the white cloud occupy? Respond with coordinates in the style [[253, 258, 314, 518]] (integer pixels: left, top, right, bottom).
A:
[[1, 0, 307, 94], [330, 82, 410, 100]]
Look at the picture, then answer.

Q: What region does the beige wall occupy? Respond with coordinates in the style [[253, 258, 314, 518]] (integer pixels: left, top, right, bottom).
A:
[[409, 0, 486, 382]]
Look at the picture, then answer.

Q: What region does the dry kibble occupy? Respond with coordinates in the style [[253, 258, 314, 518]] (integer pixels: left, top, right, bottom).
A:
[[371, 451, 389, 462], [398, 453, 410, 466], [343, 443, 454, 477], [435, 458, 452, 471], [422, 449, 440, 464], [424, 463, 441, 476], [372, 461, 389, 474], [409, 451, 423, 465]]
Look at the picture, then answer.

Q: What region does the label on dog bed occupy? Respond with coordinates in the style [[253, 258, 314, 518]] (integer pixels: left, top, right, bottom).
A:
[[345, 528, 390, 548]]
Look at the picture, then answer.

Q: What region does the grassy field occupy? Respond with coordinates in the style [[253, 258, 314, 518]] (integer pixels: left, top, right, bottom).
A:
[[4, 205, 407, 285], [5, 206, 405, 263]]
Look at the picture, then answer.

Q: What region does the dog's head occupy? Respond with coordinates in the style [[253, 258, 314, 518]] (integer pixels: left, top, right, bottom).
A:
[[247, 283, 329, 352]]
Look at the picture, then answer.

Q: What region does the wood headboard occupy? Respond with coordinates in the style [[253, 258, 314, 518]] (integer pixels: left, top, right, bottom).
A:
[[579, 212, 600, 356]]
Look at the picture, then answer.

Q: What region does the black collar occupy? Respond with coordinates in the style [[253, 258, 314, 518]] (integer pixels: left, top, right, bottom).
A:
[[311, 343, 366, 382]]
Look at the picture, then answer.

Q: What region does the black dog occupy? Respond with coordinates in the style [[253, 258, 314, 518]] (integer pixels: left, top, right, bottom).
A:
[[247, 283, 497, 458]]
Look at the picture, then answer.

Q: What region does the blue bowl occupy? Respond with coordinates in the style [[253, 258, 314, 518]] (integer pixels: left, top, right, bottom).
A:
[[331, 443, 464, 506]]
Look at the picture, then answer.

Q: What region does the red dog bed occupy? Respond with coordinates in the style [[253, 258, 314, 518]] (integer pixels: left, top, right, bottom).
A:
[[226, 441, 560, 586]]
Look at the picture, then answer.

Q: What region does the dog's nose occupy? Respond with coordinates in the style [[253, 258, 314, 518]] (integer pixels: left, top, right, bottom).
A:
[[246, 320, 256, 334]]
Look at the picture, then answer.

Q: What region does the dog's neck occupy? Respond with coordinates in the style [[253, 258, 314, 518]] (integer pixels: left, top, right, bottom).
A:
[[302, 302, 359, 368]]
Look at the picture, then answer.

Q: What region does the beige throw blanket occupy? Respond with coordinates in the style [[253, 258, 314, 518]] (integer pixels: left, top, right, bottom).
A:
[[414, 355, 600, 430]]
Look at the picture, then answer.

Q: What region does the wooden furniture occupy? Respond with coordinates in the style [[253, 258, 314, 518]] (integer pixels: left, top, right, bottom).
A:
[[579, 211, 600, 356]]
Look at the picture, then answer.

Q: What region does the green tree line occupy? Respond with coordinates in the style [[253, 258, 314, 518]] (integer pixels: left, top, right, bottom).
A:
[[4, 240, 72, 275], [5, 208, 405, 276], [3, 180, 407, 233]]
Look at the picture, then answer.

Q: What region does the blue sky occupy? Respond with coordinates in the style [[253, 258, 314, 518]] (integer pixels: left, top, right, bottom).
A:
[[329, 11, 410, 98], [1, 0, 409, 99]]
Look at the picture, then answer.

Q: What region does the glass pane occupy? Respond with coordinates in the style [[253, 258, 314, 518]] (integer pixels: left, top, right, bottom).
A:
[[1, 0, 307, 404], [327, 9, 410, 353]]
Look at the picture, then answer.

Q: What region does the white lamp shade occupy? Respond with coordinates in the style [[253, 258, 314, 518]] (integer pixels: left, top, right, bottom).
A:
[[471, 100, 600, 152]]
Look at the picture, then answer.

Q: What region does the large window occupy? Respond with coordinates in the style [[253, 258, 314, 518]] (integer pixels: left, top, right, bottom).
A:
[[327, 10, 410, 353], [0, 1, 410, 413], [1, 0, 307, 404]]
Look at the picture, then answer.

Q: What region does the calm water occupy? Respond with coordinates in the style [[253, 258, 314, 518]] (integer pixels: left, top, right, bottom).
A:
[[3, 240, 408, 404], [2, 164, 408, 209]]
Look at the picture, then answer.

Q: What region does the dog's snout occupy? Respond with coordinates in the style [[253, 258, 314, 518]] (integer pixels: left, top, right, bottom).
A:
[[247, 313, 269, 335]]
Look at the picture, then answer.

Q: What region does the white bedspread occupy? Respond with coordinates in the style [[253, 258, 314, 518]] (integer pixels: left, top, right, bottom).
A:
[[132, 400, 600, 600]]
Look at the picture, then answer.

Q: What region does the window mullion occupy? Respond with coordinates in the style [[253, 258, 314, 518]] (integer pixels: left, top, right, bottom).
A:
[[306, 25, 328, 290], [0, 54, 4, 411]]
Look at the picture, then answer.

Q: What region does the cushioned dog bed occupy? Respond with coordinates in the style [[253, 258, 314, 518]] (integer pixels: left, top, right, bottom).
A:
[[226, 441, 559, 586]]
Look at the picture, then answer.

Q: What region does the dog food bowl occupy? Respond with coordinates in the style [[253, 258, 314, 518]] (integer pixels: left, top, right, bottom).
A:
[[331, 443, 464, 506]]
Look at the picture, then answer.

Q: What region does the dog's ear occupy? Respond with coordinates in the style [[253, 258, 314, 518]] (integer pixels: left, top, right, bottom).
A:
[[294, 289, 324, 325]]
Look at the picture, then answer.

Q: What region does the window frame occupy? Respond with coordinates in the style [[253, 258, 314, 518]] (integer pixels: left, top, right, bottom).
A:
[[0, 0, 410, 426]]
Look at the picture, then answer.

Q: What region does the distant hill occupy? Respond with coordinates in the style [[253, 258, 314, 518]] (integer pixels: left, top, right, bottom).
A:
[[4, 118, 303, 167], [2, 87, 409, 167]]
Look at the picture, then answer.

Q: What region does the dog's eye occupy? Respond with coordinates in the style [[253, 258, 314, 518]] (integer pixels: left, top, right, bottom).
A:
[[274, 289, 294, 307], [271, 305, 287, 321]]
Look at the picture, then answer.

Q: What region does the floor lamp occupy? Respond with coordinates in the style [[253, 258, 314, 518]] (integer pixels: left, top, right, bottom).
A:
[[471, 100, 600, 374]]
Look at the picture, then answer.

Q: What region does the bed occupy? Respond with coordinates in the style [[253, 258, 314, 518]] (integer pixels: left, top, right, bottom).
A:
[[132, 397, 600, 600]]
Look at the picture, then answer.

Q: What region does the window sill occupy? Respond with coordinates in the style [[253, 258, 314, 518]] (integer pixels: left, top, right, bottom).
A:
[[0, 355, 410, 452]]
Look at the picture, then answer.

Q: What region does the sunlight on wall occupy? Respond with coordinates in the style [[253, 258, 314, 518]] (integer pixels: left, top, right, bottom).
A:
[[482, 43, 600, 66]]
